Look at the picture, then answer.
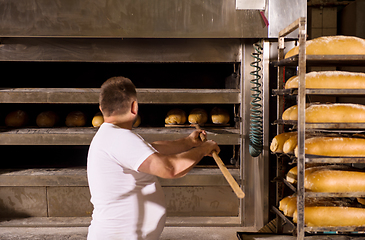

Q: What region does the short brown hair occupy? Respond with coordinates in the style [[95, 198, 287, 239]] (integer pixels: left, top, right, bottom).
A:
[[99, 76, 137, 117]]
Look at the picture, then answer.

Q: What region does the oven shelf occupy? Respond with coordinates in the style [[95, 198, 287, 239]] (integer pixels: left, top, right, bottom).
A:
[[272, 54, 365, 67], [305, 156, 365, 164], [274, 120, 365, 130], [0, 127, 240, 145], [305, 226, 365, 234], [272, 88, 365, 96], [0, 88, 241, 104]]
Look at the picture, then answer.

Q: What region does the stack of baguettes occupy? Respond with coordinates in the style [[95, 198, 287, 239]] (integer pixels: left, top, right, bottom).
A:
[[275, 35, 365, 227]]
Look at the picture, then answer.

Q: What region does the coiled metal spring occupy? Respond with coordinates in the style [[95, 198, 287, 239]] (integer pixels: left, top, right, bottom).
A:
[[249, 41, 263, 157]]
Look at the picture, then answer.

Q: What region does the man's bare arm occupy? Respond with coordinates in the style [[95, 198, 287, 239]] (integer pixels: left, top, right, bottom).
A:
[[150, 130, 206, 155], [138, 140, 220, 179]]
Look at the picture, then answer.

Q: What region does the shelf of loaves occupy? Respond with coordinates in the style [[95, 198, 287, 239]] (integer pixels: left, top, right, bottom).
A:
[[0, 88, 241, 104], [0, 127, 240, 145], [272, 54, 365, 67]]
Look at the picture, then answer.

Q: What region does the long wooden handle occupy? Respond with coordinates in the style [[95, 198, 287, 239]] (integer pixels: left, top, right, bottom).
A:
[[195, 125, 245, 199]]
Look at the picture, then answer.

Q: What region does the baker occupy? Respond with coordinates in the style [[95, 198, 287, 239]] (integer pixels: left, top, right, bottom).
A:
[[87, 76, 220, 240]]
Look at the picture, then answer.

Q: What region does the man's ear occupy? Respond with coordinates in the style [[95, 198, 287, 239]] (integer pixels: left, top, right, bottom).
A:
[[131, 101, 138, 115], [99, 105, 102, 113]]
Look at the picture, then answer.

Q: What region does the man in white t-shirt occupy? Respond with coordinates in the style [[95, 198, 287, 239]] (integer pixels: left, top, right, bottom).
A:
[[87, 76, 220, 240]]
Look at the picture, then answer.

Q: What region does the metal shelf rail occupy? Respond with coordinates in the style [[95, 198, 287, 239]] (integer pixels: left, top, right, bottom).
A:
[[276, 17, 307, 239]]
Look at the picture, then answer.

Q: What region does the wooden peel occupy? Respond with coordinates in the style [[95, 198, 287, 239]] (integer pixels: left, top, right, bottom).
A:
[[193, 124, 245, 199]]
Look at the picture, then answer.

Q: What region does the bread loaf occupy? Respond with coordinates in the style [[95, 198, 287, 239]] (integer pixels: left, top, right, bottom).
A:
[[285, 71, 365, 89], [286, 164, 322, 184], [282, 104, 312, 121], [284, 103, 365, 123], [165, 109, 186, 125], [270, 132, 297, 153], [294, 136, 365, 157], [281, 192, 354, 218], [286, 164, 352, 184], [92, 112, 104, 127], [5, 110, 28, 127], [188, 108, 208, 125], [285, 197, 352, 218], [285, 35, 365, 59], [36, 111, 59, 127], [305, 169, 365, 192], [210, 107, 230, 124], [65, 111, 86, 127], [279, 194, 296, 212], [293, 206, 365, 227]]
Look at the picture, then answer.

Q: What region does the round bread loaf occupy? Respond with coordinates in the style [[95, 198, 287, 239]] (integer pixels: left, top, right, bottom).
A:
[[165, 109, 186, 125], [294, 136, 365, 157], [133, 115, 141, 128], [285, 35, 365, 59], [188, 108, 208, 125], [270, 131, 297, 153], [92, 112, 104, 127], [210, 107, 230, 124], [283, 103, 365, 123], [5, 110, 29, 127], [65, 111, 86, 127], [305, 169, 365, 192], [285, 71, 365, 89], [293, 206, 365, 227], [36, 111, 59, 127]]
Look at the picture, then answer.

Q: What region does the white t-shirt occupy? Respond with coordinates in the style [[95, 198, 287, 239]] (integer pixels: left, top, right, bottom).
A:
[[87, 123, 166, 240]]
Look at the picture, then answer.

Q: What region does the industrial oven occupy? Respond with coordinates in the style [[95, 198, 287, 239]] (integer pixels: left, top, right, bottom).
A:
[[0, 0, 306, 232]]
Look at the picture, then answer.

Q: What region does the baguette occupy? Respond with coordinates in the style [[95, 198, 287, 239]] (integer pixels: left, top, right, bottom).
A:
[[294, 136, 365, 157], [286, 164, 350, 184], [282, 133, 316, 154], [282, 104, 312, 121], [305, 169, 365, 192], [283, 195, 352, 218], [293, 206, 365, 227], [285, 35, 365, 59], [282, 135, 298, 154], [285, 71, 365, 89], [279, 194, 296, 212], [284, 103, 365, 123], [270, 132, 297, 153]]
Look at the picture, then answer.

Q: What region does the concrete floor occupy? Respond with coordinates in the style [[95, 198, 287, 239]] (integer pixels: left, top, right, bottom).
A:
[[0, 226, 244, 240], [0, 217, 252, 239]]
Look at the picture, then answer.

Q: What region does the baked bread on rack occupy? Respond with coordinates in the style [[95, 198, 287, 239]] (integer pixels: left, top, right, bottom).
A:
[[285, 71, 365, 89], [285, 35, 365, 59], [282, 103, 365, 123], [165, 109, 187, 125]]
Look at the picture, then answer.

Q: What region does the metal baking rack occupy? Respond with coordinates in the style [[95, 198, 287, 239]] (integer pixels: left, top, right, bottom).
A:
[[274, 17, 365, 239], [272, 54, 365, 67], [273, 88, 365, 96]]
